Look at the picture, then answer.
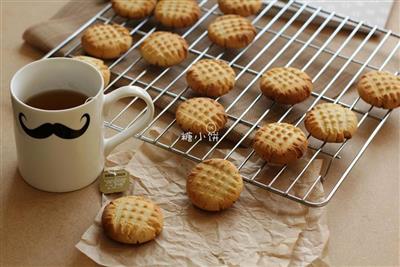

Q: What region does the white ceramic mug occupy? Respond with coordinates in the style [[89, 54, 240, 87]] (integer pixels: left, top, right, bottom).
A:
[[10, 58, 154, 192]]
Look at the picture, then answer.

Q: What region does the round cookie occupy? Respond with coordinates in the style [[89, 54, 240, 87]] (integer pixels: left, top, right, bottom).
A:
[[357, 70, 400, 109], [81, 24, 132, 59], [253, 123, 308, 165], [102, 196, 163, 244], [73, 56, 111, 87], [304, 103, 358, 143], [140, 31, 188, 67], [176, 97, 227, 134], [186, 59, 236, 97], [218, 0, 263, 17], [187, 159, 243, 211], [208, 15, 256, 49], [155, 0, 200, 28], [111, 0, 157, 19], [260, 67, 312, 105]]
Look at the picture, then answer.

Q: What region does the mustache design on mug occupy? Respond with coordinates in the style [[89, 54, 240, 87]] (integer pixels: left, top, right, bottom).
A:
[[19, 113, 90, 139]]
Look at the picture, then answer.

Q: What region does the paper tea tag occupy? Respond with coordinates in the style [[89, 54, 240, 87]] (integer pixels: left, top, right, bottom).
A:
[[99, 169, 130, 194]]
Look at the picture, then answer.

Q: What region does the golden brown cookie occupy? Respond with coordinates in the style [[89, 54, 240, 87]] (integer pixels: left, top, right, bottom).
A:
[[260, 67, 312, 105], [102, 196, 163, 244], [253, 123, 308, 165], [218, 0, 262, 17], [155, 0, 200, 28], [176, 97, 227, 134], [140, 31, 188, 67], [357, 71, 400, 109], [186, 59, 236, 97], [73, 56, 111, 87], [187, 159, 243, 211], [81, 24, 132, 59], [304, 103, 358, 143], [208, 15, 256, 49], [111, 0, 157, 19]]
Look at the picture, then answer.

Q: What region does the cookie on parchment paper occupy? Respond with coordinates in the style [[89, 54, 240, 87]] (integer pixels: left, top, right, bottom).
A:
[[102, 196, 163, 244], [357, 70, 400, 109], [176, 97, 228, 135], [140, 31, 188, 67], [73, 56, 111, 87], [81, 24, 132, 59], [186, 59, 236, 97], [111, 0, 157, 19], [260, 67, 312, 105], [208, 15, 256, 49], [155, 0, 201, 28], [304, 103, 358, 143], [253, 123, 308, 165], [187, 159, 243, 211], [218, 0, 263, 17]]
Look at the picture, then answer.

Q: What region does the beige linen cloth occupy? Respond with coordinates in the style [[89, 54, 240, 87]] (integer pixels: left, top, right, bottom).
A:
[[21, 0, 341, 266]]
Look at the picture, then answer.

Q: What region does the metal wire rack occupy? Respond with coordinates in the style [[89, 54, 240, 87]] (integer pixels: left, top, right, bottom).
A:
[[44, 0, 399, 207]]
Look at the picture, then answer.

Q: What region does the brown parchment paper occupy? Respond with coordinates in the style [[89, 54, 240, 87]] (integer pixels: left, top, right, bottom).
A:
[[76, 129, 329, 267]]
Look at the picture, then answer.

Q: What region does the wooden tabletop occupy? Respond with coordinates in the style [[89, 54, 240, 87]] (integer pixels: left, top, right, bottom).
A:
[[1, 1, 399, 266]]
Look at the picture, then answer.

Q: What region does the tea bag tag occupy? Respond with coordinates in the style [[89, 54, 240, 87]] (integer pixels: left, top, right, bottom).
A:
[[99, 169, 130, 194]]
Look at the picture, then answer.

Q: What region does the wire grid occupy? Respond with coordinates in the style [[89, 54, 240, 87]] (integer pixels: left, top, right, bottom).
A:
[[44, 0, 399, 207]]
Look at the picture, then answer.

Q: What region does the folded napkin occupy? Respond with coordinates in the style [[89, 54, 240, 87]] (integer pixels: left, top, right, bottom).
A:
[[23, 0, 106, 53]]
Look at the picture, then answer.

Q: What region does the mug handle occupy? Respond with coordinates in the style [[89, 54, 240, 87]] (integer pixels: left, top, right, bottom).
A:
[[103, 86, 154, 156]]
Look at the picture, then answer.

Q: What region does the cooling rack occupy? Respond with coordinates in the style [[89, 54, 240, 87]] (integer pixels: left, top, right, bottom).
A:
[[43, 0, 399, 207]]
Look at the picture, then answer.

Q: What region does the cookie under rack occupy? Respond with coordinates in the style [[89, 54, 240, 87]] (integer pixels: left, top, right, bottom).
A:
[[44, 0, 399, 207]]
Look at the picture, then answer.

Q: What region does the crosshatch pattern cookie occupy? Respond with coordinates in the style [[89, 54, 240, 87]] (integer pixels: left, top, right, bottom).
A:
[[260, 67, 313, 105], [73, 56, 111, 87], [304, 103, 358, 143], [140, 31, 188, 67], [81, 24, 132, 59], [155, 0, 200, 28], [186, 59, 236, 97], [102, 196, 163, 244], [218, 0, 263, 17], [357, 71, 400, 109], [253, 123, 308, 165], [176, 97, 228, 134], [208, 15, 256, 49], [187, 159, 244, 211], [111, 0, 157, 19]]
